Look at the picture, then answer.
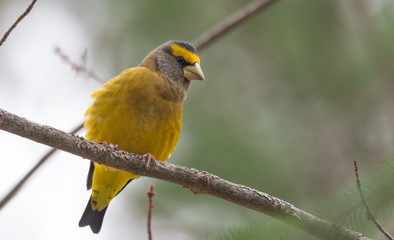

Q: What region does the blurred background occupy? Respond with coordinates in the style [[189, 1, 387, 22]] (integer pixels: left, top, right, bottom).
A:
[[1, 0, 394, 239]]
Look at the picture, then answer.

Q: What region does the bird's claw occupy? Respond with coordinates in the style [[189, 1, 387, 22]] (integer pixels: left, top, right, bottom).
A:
[[102, 141, 119, 150], [142, 153, 157, 167]]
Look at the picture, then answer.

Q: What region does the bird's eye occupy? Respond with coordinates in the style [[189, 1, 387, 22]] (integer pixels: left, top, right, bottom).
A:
[[176, 56, 186, 65]]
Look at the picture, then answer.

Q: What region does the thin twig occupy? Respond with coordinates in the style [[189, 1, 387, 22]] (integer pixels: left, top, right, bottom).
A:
[[193, 0, 279, 51], [0, 122, 84, 210], [354, 161, 393, 240], [0, 0, 38, 47], [0, 108, 373, 240], [54, 46, 104, 82], [147, 183, 155, 240], [0, 47, 97, 210]]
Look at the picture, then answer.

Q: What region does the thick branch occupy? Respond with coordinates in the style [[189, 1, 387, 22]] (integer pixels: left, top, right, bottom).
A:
[[0, 108, 371, 240]]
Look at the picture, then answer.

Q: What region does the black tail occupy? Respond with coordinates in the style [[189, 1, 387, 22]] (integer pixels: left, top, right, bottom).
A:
[[79, 197, 108, 233], [86, 161, 95, 190]]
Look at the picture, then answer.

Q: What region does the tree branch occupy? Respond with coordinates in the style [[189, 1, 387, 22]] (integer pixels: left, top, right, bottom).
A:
[[0, 108, 371, 240], [0, 122, 83, 210], [147, 183, 155, 240], [354, 161, 393, 240], [193, 0, 279, 51], [54, 46, 104, 83], [0, 0, 38, 47]]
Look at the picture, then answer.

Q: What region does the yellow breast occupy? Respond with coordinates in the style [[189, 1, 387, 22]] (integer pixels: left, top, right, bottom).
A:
[[85, 67, 183, 159], [84, 67, 183, 210]]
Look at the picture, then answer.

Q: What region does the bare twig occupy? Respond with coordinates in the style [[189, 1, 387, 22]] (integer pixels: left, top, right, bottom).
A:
[[0, 0, 38, 47], [0, 108, 372, 240], [193, 0, 279, 51], [54, 46, 104, 82], [147, 183, 155, 240], [0, 149, 54, 209], [354, 161, 393, 240], [0, 122, 84, 210], [0, 45, 102, 208], [0, 47, 95, 210]]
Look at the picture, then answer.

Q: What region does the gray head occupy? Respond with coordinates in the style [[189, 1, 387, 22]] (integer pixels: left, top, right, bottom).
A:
[[139, 40, 204, 101]]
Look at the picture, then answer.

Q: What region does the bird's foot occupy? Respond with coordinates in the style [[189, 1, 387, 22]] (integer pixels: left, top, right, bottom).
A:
[[102, 141, 119, 150], [142, 153, 157, 167]]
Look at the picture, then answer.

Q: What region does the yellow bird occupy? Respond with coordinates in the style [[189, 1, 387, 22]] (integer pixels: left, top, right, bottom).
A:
[[79, 40, 204, 233]]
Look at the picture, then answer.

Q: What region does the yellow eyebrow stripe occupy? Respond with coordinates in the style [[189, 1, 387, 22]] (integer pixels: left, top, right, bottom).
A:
[[171, 44, 200, 64]]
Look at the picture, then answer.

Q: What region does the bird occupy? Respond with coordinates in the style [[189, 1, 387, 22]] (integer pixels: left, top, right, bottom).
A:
[[78, 40, 204, 233]]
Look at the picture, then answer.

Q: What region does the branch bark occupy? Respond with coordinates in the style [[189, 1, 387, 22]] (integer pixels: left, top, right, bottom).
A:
[[0, 108, 372, 240]]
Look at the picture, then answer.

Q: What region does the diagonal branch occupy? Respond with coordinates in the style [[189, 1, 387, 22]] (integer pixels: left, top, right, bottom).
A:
[[0, 122, 84, 210], [0, 108, 371, 240], [0, 0, 38, 47], [194, 0, 279, 51], [0, 0, 280, 210], [354, 161, 393, 240]]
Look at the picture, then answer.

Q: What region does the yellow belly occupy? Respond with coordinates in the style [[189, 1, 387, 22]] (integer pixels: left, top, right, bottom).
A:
[[84, 67, 183, 211]]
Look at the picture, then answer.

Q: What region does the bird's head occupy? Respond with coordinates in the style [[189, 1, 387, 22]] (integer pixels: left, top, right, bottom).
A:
[[140, 40, 204, 101], [167, 40, 204, 82]]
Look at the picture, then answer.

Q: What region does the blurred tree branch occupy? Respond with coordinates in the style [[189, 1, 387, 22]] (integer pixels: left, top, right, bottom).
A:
[[147, 183, 155, 240], [0, 108, 372, 240], [0, 0, 279, 211], [54, 47, 104, 82], [354, 161, 393, 240], [0, 122, 83, 209], [194, 0, 279, 51], [0, 0, 37, 47]]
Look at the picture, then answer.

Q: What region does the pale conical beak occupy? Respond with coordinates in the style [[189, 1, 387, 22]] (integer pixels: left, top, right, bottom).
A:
[[183, 63, 205, 81]]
